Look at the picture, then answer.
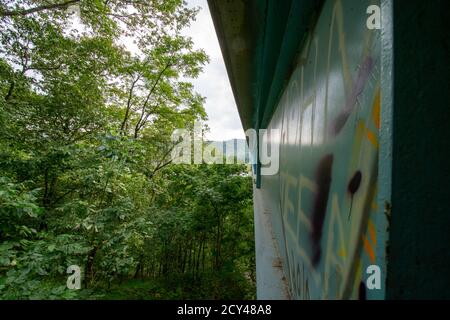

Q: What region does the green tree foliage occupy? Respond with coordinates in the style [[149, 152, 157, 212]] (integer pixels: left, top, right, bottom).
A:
[[0, 0, 255, 299]]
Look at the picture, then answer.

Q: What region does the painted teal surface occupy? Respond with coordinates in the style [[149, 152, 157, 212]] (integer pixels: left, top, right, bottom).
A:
[[259, 0, 387, 299], [258, 0, 324, 130], [244, 0, 323, 131], [211, 0, 450, 299], [251, 0, 324, 188]]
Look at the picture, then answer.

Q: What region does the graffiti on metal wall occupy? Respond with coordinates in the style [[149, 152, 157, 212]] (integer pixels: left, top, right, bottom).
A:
[[260, 0, 386, 299]]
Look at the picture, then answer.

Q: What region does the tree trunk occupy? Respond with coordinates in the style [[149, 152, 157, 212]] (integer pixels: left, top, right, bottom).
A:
[[84, 245, 98, 288]]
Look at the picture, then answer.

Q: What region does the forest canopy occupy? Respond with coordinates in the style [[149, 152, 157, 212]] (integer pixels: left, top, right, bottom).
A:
[[0, 0, 255, 299]]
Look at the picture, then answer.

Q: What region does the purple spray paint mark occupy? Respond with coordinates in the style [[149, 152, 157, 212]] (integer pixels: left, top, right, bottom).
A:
[[359, 281, 367, 300], [311, 154, 334, 266], [347, 171, 362, 220], [348, 171, 362, 195], [331, 56, 375, 136]]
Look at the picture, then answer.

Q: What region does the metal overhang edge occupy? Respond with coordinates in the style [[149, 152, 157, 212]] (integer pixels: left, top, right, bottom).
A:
[[207, 0, 324, 132]]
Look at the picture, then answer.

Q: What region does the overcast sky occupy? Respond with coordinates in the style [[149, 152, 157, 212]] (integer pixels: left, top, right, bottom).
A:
[[71, 0, 243, 141], [185, 0, 245, 141]]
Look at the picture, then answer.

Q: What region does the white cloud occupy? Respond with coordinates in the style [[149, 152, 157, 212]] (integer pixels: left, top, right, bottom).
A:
[[186, 0, 245, 141], [71, 0, 243, 141]]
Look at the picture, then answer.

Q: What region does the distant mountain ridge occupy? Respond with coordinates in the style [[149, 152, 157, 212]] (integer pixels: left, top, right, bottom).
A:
[[206, 139, 250, 163]]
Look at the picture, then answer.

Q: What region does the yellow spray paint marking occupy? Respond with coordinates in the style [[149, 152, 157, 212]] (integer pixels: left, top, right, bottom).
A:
[[353, 259, 363, 297], [338, 247, 347, 259], [371, 200, 378, 211], [362, 235, 376, 264], [366, 129, 379, 149], [368, 220, 377, 246]]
